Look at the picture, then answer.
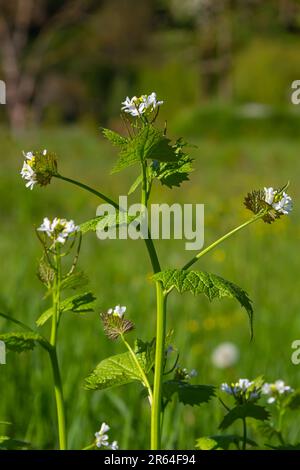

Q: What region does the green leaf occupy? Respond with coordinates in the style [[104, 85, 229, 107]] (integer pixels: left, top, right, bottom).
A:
[[128, 174, 143, 195], [153, 269, 253, 337], [163, 381, 215, 407], [196, 434, 257, 450], [112, 126, 177, 174], [0, 332, 47, 353], [102, 128, 128, 146], [60, 291, 96, 314], [286, 389, 300, 410], [85, 351, 145, 391], [36, 307, 53, 327], [0, 436, 30, 450], [134, 338, 156, 373], [80, 211, 137, 234], [219, 404, 270, 430], [60, 271, 89, 292], [36, 292, 96, 327], [152, 139, 194, 189]]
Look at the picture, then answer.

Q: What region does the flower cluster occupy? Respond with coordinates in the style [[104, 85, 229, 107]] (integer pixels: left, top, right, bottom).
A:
[[264, 187, 292, 215], [220, 378, 260, 403], [38, 217, 79, 246], [174, 367, 197, 382], [262, 380, 293, 404], [95, 422, 118, 450], [20, 149, 57, 190], [121, 92, 163, 117], [101, 305, 134, 340], [244, 185, 292, 223]]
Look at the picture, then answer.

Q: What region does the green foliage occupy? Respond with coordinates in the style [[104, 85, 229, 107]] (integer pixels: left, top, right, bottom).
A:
[[0, 332, 47, 353], [134, 338, 156, 372], [85, 338, 155, 391], [60, 271, 89, 291], [153, 269, 253, 335], [36, 291, 96, 327], [286, 389, 300, 410], [0, 436, 30, 450], [128, 174, 143, 195], [151, 139, 194, 188], [60, 291, 96, 314], [196, 434, 257, 450], [80, 212, 136, 234], [102, 128, 128, 147], [111, 125, 178, 174], [163, 381, 215, 407], [219, 404, 269, 430]]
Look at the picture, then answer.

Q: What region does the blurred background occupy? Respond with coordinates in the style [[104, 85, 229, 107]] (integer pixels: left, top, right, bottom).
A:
[[0, 0, 300, 450]]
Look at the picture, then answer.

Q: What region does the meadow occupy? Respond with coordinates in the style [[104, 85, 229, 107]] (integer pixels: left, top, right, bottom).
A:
[[0, 123, 299, 449]]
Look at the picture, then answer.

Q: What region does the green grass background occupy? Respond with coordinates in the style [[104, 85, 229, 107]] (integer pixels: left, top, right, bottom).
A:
[[0, 124, 299, 449]]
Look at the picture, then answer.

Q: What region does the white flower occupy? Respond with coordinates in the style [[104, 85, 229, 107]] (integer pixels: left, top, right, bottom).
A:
[[95, 422, 110, 448], [221, 378, 259, 402], [121, 92, 163, 117], [236, 378, 253, 391], [95, 422, 118, 450], [189, 369, 198, 378], [20, 151, 38, 189], [20, 160, 37, 190], [220, 383, 233, 395], [211, 342, 239, 369], [264, 187, 293, 215], [262, 380, 293, 404], [38, 217, 79, 245], [110, 441, 119, 450], [108, 305, 126, 318]]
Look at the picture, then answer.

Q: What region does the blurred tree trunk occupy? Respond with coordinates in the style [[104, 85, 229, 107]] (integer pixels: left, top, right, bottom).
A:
[[0, 0, 34, 132]]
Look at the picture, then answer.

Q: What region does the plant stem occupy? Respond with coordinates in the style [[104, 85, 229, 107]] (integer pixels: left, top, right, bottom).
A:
[[151, 283, 167, 450], [55, 174, 119, 209], [55, 173, 161, 273], [49, 251, 67, 450], [49, 347, 67, 450], [121, 334, 153, 405], [242, 417, 247, 450], [183, 213, 263, 270]]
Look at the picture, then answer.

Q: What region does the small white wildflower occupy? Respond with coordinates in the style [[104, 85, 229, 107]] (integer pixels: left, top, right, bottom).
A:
[[121, 92, 163, 117], [264, 187, 293, 215], [262, 380, 293, 404], [189, 369, 198, 378], [211, 342, 239, 369], [108, 305, 126, 318], [221, 378, 259, 402], [220, 383, 233, 394], [38, 217, 79, 245], [95, 422, 110, 448], [20, 160, 37, 190], [110, 441, 119, 450]]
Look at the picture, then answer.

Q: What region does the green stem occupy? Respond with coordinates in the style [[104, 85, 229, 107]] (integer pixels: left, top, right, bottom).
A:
[[55, 173, 161, 273], [121, 335, 153, 405], [49, 251, 67, 450], [242, 417, 247, 450], [55, 174, 119, 209], [183, 213, 263, 271], [49, 348, 67, 450], [151, 284, 167, 450]]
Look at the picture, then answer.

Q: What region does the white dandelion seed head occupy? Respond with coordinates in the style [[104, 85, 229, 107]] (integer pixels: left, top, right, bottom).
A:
[[211, 342, 239, 369]]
